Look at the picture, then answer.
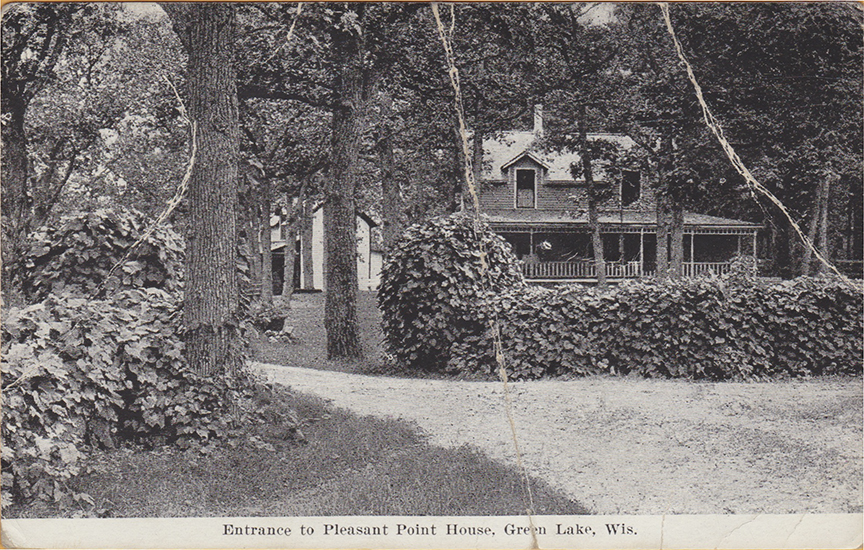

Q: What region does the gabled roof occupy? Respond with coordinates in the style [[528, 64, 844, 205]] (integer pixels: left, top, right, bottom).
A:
[[482, 131, 636, 183], [500, 151, 550, 171]]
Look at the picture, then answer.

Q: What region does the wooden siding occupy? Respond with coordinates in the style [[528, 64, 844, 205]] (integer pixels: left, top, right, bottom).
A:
[[479, 181, 512, 210], [480, 161, 658, 213]]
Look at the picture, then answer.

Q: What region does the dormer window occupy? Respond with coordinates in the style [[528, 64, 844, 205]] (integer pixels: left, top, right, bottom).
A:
[[621, 170, 640, 207], [516, 169, 536, 208]]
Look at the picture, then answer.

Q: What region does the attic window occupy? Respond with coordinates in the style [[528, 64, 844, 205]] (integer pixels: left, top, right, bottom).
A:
[[621, 170, 640, 207], [516, 169, 536, 208]]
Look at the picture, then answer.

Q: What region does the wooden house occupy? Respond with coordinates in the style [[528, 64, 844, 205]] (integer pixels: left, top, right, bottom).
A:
[[478, 107, 761, 282]]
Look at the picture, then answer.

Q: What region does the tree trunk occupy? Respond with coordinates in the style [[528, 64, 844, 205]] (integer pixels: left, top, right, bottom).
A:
[[817, 174, 834, 274], [282, 219, 297, 299], [589, 202, 606, 287], [655, 136, 674, 281], [669, 205, 684, 279], [166, 3, 242, 377], [801, 186, 821, 276], [619, 233, 626, 262], [301, 199, 315, 290], [324, 19, 366, 359], [578, 106, 605, 287], [376, 123, 403, 251], [247, 217, 261, 293], [449, 107, 467, 213], [260, 179, 273, 303], [1, 103, 29, 306], [470, 123, 484, 212]]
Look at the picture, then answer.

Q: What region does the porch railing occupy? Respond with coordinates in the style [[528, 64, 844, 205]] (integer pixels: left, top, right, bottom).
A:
[[523, 261, 640, 280], [522, 260, 733, 280], [682, 262, 731, 277]]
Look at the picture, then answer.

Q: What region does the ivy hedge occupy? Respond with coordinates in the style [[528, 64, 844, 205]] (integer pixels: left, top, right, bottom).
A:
[[449, 275, 863, 380], [379, 215, 861, 379], [378, 212, 524, 372], [0, 289, 255, 508], [1, 207, 283, 509]]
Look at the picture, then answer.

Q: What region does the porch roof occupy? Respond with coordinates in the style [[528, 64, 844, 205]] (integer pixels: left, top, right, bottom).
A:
[[483, 209, 760, 233]]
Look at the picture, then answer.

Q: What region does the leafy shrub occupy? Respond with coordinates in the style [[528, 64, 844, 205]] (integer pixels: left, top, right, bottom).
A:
[[1, 289, 251, 508], [450, 275, 863, 380], [378, 212, 524, 372], [248, 297, 292, 333], [13, 206, 184, 301]]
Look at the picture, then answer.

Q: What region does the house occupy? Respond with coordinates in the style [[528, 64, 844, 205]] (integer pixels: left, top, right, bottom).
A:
[[478, 106, 761, 282], [270, 205, 382, 293]]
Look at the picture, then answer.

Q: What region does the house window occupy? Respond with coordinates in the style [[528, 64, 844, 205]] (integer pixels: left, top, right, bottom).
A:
[[516, 169, 536, 208], [621, 170, 640, 207]]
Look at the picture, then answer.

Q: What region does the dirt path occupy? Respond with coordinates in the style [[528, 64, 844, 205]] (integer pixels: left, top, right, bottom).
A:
[[256, 363, 862, 515]]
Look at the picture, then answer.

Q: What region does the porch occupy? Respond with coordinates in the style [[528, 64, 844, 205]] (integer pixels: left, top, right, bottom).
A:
[[488, 210, 760, 283]]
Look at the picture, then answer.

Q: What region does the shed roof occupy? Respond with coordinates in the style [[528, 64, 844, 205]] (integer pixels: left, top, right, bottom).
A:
[[483, 209, 760, 232]]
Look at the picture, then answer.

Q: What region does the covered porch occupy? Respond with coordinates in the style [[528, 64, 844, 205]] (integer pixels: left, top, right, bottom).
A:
[[488, 211, 760, 283]]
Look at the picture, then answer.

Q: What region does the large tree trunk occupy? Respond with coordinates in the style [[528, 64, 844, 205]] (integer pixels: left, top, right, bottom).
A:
[[260, 178, 273, 303], [1, 103, 29, 306], [470, 120, 484, 212], [578, 106, 605, 287], [448, 108, 468, 213], [669, 205, 684, 279], [655, 136, 674, 281], [588, 202, 606, 287], [166, 3, 242, 377], [324, 18, 366, 359]]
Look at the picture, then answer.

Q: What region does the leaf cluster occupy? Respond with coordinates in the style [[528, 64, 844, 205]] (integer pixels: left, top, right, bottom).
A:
[[378, 212, 524, 372], [12, 206, 184, 302]]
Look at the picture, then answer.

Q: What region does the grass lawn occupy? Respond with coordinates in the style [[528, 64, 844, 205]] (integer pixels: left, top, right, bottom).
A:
[[9, 387, 585, 518], [252, 291, 388, 375]]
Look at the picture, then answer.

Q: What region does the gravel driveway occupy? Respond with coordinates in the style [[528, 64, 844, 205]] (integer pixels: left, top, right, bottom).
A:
[[256, 363, 862, 515]]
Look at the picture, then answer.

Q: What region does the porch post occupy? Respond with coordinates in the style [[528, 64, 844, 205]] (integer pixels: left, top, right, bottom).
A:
[[529, 229, 534, 256], [639, 228, 644, 277], [736, 234, 742, 256], [751, 231, 757, 275], [689, 232, 695, 266]]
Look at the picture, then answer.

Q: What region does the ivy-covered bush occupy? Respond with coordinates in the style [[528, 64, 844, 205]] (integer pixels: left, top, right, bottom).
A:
[[1, 289, 248, 507], [13, 206, 184, 301], [450, 275, 863, 380], [378, 212, 525, 372]]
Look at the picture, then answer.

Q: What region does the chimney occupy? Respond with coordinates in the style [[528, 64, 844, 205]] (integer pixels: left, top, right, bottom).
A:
[[533, 104, 543, 136]]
